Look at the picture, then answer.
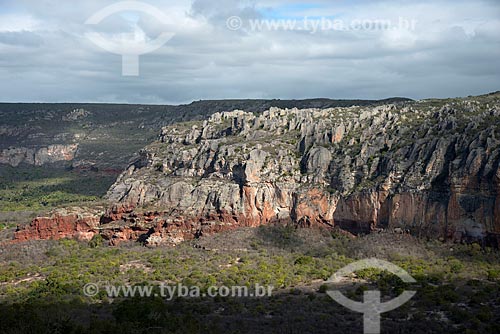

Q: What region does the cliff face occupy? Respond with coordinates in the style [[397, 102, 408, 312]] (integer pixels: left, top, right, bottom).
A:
[[0, 106, 162, 169], [0, 144, 79, 167], [12, 93, 500, 246], [100, 94, 500, 245], [13, 207, 103, 242], [1, 99, 403, 169]]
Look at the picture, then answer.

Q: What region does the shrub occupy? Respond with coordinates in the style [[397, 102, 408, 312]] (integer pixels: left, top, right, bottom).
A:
[[88, 234, 104, 248], [487, 269, 500, 281], [448, 258, 464, 273], [318, 284, 329, 293], [294, 255, 313, 266]]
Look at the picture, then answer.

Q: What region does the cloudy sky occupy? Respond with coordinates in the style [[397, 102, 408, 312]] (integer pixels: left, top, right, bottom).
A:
[[0, 0, 499, 104]]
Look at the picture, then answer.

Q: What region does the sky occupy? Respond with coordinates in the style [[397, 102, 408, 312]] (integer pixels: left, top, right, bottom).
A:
[[0, 0, 499, 104]]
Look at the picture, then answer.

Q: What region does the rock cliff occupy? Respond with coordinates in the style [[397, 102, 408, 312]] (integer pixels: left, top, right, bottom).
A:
[[13, 93, 500, 246], [0, 144, 78, 166], [13, 207, 103, 242], [1, 99, 403, 169], [100, 93, 500, 245]]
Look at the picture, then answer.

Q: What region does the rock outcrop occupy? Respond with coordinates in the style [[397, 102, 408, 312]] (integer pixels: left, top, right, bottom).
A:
[[101, 94, 500, 245], [1, 99, 404, 169], [0, 144, 78, 167], [13, 207, 103, 242], [13, 93, 500, 246]]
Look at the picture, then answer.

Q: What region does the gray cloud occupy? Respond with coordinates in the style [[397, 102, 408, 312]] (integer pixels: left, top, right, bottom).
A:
[[0, 31, 43, 47], [0, 0, 499, 103]]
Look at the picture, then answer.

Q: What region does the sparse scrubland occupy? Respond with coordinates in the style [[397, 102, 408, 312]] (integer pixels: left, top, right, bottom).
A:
[[0, 226, 499, 333], [0, 165, 115, 212]]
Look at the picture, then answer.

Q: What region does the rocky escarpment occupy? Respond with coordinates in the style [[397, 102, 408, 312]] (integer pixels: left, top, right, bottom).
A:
[[0, 105, 157, 169], [13, 207, 103, 242], [0, 144, 79, 167], [12, 93, 500, 246], [98, 94, 500, 246], [1, 99, 404, 169]]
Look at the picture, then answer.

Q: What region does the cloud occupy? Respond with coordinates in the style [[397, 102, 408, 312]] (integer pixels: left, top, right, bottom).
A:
[[0, 0, 499, 103], [0, 31, 44, 47], [0, 13, 39, 31]]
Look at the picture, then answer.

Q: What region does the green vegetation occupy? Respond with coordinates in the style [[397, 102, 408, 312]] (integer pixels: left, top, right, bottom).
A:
[[0, 222, 17, 230], [0, 227, 499, 333], [0, 165, 115, 211]]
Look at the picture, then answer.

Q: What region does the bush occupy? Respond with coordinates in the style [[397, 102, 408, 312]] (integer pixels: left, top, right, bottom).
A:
[[294, 255, 313, 266], [448, 258, 464, 273], [88, 234, 104, 248], [487, 269, 500, 281], [318, 284, 329, 293]]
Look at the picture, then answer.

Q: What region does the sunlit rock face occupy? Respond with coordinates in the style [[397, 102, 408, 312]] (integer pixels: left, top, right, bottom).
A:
[[0, 144, 78, 167], [104, 94, 500, 244], [14, 93, 500, 245]]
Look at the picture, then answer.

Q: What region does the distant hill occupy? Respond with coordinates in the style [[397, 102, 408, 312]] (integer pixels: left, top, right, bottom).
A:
[[0, 98, 412, 169]]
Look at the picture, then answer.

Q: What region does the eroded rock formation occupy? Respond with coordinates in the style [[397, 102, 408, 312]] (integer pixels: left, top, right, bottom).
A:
[[13, 207, 103, 242], [103, 95, 500, 244], [13, 93, 500, 246], [0, 144, 79, 167]]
